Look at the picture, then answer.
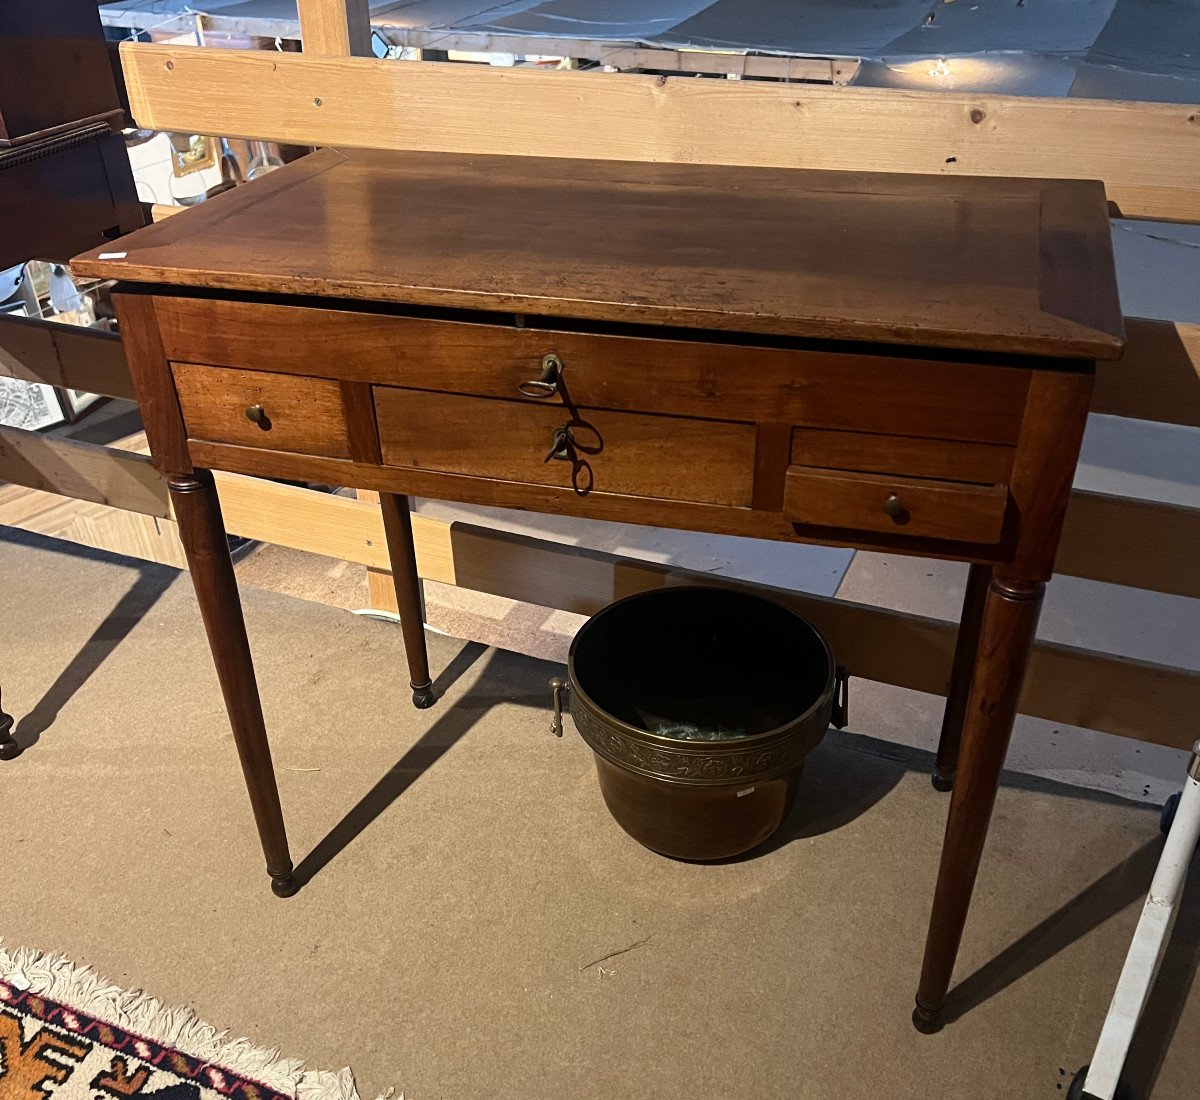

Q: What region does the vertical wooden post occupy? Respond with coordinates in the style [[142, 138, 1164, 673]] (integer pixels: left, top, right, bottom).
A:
[[297, 0, 372, 58], [355, 488, 402, 615]]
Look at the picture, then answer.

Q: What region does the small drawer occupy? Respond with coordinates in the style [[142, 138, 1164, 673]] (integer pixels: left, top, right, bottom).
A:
[[791, 428, 1014, 485], [783, 467, 1008, 544], [374, 387, 756, 506], [173, 363, 352, 459]]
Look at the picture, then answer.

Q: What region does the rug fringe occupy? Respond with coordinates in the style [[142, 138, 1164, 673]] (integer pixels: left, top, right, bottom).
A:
[[0, 939, 394, 1100]]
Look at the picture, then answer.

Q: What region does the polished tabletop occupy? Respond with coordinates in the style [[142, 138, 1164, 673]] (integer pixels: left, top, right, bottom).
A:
[[75, 147, 1125, 359]]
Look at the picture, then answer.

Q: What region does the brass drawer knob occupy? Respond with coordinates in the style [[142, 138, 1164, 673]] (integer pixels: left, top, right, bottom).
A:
[[244, 403, 269, 429], [882, 492, 906, 521], [519, 353, 563, 399]]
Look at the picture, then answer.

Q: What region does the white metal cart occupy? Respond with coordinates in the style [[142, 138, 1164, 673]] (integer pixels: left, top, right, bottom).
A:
[[1069, 739, 1200, 1099]]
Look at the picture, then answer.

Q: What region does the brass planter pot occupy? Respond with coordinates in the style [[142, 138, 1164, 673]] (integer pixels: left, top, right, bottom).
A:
[[553, 587, 848, 860]]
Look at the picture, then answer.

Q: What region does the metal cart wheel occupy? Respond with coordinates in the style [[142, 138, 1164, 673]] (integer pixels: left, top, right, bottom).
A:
[[1161, 791, 1182, 836], [1067, 1065, 1133, 1100]]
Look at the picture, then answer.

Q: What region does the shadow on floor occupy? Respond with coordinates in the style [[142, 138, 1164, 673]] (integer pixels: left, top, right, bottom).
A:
[[294, 640, 500, 887], [1, 529, 176, 756], [789, 731, 912, 841], [293, 654, 908, 885], [12, 569, 174, 754], [738, 732, 1193, 1044], [933, 771, 1200, 1042], [710, 730, 910, 865], [943, 838, 1166, 1026], [942, 823, 1200, 1094], [1122, 834, 1200, 1097]]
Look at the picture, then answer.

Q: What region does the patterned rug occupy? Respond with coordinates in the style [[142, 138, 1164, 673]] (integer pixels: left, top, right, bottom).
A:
[[0, 943, 387, 1100]]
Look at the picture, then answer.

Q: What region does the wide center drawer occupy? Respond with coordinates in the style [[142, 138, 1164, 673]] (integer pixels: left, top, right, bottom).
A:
[[153, 296, 1032, 446], [374, 387, 756, 506]]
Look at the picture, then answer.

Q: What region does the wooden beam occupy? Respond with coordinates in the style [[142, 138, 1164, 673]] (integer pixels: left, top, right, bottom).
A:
[[215, 478, 1195, 602], [382, 30, 852, 83], [1094, 318, 1200, 428], [211, 471, 455, 582], [298, 0, 372, 58], [0, 483, 187, 567], [1058, 491, 1200, 599], [0, 427, 167, 517], [422, 522, 1200, 750], [352, 486, 404, 612], [0, 315, 134, 401], [207, 478, 1200, 603], [118, 43, 1200, 223]]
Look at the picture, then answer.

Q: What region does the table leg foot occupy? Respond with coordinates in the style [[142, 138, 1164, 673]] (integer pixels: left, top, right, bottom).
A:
[[270, 870, 300, 898], [411, 681, 437, 709], [379, 493, 436, 711], [0, 689, 18, 760], [912, 1000, 944, 1034], [931, 769, 955, 792]]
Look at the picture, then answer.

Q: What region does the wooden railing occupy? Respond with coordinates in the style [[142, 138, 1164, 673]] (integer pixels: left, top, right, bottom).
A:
[[2, 0, 1198, 751]]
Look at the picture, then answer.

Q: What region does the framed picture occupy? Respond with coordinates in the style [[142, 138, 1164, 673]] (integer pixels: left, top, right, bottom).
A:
[[169, 133, 216, 177], [57, 388, 106, 423], [0, 377, 66, 431]]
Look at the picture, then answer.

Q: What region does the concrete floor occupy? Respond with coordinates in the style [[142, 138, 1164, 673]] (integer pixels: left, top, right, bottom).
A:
[[3, 527, 1199, 1099]]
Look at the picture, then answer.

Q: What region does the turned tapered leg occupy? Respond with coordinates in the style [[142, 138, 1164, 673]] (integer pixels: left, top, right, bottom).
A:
[[0, 685, 17, 760], [378, 492, 436, 709], [170, 471, 297, 898], [913, 575, 1044, 1033], [932, 563, 993, 792]]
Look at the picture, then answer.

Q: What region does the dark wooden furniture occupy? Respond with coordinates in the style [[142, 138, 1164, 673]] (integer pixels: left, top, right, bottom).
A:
[[0, 2, 142, 759], [0, 0, 140, 269], [73, 148, 1124, 1032], [0, 1, 123, 145]]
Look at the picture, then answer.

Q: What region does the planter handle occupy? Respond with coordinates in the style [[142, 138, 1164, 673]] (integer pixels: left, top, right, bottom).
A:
[[832, 666, 850, 730], [549, 676, 569, 737]]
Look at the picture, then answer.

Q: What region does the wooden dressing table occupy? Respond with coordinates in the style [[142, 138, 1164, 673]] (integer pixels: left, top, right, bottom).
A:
[[73, 148, 1124, 1032]]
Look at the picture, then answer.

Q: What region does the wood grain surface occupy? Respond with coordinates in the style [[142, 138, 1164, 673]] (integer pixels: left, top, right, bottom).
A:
[[75, 148, 1124, 358], [173, 363, 351, 458], [790, 429, 1014, 485], [114, 41, 1200, 223], [783, 467, 1009, 544], [110, 292, 191, 475], [149, 295, 1034, 443], [374, 387, 756, 506]]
